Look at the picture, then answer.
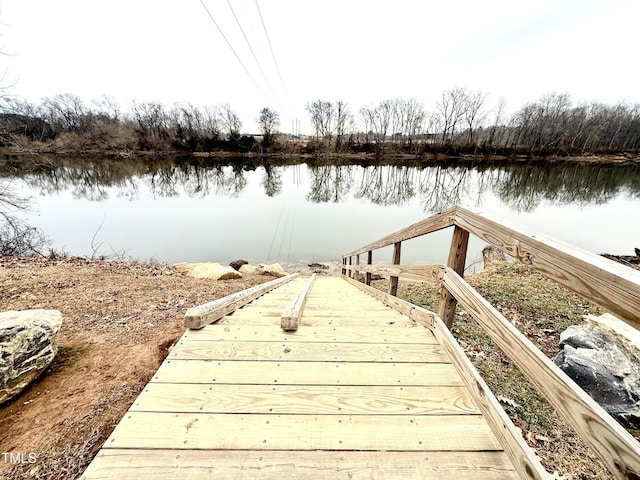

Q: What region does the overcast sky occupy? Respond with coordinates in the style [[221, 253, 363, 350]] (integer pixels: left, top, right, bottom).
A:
[[1, 0, 638, 134]]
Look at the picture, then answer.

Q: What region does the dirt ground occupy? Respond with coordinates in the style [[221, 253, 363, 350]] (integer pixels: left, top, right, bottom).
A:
[[0, 256, 637, 479], [0, 256, 273, 479]]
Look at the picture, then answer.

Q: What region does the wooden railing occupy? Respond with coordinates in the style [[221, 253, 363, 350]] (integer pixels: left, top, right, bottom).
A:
[[341, 205, 640, 480]]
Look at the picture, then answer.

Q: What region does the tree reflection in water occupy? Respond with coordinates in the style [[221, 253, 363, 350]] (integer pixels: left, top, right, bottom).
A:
[[1, 156, 639, 213]]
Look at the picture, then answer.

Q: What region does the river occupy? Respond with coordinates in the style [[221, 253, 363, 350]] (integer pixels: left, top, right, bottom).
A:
[[3, 156, 640, 270]]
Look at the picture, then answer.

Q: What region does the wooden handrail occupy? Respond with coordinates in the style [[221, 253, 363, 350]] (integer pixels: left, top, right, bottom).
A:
[[342, 205, 640, 331], [442, 267, 640, 479], [342, 205, 640, 479]]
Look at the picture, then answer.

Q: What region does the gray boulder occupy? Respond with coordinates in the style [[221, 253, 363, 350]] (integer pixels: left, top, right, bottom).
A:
[[554, 314, 640, 429], [229, 259, 248, 271], [0, 309, 63, 404]]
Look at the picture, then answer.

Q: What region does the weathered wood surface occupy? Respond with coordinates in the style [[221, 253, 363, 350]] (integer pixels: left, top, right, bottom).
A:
[[390, 241, 402, 295], [131, 384, 479, 415], [184, 273, 299, 329], [431, 313, 550, 480], [83, 450, 519, 480], [153, 360, 465, 386], [168, 340, 448, 362], [103, 412, 499, 451], [281, 274, 316, 331], [181, 324, 438, 344], [452, 205, 640, 331], [342, 274, 435, 327], [343, 206, 457, 257], [346, 263, 444, 283], [82, 276, 518, 480], [442, 267, 640, 479], [438, 225, 470, 329]]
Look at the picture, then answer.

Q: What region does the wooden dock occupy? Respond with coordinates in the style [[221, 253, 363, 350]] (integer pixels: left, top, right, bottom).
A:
[[81, 275, 518, 479]]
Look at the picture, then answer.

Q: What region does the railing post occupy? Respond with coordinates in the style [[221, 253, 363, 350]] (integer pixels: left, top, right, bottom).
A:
[[366, 250, 373, 285], [438, 226, 469, 329], [356, 254, 360, 282], [389, 241, 402, 296], [341, 257, 346, 276], [348, 256, 353, 278]]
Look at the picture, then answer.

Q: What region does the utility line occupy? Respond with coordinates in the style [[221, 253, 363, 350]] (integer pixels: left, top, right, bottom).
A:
[[225, 0, 282, 111], [198, 0, 271, 107], [254, 0, 292, 113]]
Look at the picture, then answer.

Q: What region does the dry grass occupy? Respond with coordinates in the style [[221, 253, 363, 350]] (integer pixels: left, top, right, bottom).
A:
[[394, 260, 635, 480], [0, 256, 271, 480]]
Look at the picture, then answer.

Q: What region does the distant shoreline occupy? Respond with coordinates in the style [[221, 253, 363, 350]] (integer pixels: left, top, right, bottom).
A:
[[2, 147, 639, 166]]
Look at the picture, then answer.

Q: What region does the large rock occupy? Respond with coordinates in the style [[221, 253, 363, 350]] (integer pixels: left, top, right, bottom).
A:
[[238, 263, 287, 278], [1, 309, 63, 405], [173, 262, 242, 280], [229, 259, 248, 271], [257, 263, 286, 278], [554, 314, 640, 428]]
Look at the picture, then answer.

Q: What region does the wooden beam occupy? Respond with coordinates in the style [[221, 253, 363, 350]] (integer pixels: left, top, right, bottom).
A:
[[441, 267, 640, 480], [389, 241, 402, 296], [281, 274, 316, 331], [349, 263, 444, 283], [184, 273, 299, 329], [453, 205, 640, 331], [438, 226, 469, 329], [430, 314, 550, 480], [366, 250, 373, 285], [83, 449, 520, 480], [342, 274, 436, 328], [343, 206, 456, 257]]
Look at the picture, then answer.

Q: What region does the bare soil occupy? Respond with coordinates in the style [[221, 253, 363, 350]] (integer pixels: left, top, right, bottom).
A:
[[0, 256, 271, 479], [1, 257, 637, 479]]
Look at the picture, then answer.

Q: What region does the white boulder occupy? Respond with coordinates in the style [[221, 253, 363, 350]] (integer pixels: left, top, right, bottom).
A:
[[173, 262, 242, 280], [0, 309, 63, 405]]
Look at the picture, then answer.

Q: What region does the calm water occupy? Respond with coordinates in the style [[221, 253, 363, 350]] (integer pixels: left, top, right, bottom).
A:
[[4, 157, 640, 270]]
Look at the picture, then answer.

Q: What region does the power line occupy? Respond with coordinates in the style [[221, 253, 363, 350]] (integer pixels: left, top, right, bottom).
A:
[[198, 0, 271, 107], [225, 0, 282, 111], [254, 0, 291, 111]]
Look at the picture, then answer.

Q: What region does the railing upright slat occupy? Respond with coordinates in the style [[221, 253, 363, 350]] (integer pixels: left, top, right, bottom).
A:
[[437, 225, 470, 329], [389, 241, 402, 296]]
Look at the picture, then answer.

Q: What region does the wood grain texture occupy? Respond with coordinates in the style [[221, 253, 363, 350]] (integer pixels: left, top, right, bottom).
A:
[[131, 384, 480, 415], [453, 205, 640, 331], [281, 274, 316, 331], [182, 324, 438, 344], [343, 206, 456, 257], [184, 273, 299, 329], [438, 226, 469, 329], [431, 312, 550, 480], [442, 267, 640, 480], [81, 450, 519, 480], [168, 340, 448, 363], [152, 360, 465, 386], [390, 241, 402, 295], [342, 274, 435, 327], [104, 412, 500, 451], [347, 263, 445, 283]]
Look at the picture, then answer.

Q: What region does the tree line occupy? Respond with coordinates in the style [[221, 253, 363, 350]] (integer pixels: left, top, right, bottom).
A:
[[1, 89, 639, 156]]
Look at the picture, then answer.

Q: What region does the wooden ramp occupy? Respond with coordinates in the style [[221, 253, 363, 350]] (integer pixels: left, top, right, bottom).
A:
[[81, 276, 519, 479]]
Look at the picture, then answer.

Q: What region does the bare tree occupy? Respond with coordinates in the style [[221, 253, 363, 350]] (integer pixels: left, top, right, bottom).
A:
[[306, 99, 335, 140], [219, 103, 242, 140], [257, 107, 279, 147], [436, 87, 467, 145], [334, 100, 352, 151]]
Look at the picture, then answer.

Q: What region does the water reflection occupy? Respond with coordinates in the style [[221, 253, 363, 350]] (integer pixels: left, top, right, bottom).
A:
[[2, 156, 639, 213]]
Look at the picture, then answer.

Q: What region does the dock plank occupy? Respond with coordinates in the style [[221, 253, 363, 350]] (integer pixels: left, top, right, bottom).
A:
[[82, 450, 519, 480], [181, 324, 437, 344], [105, 412, 501, 451], [131, 384, 480, 415], [169, 340, 448, 362], [152, 360, 466, 386]]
